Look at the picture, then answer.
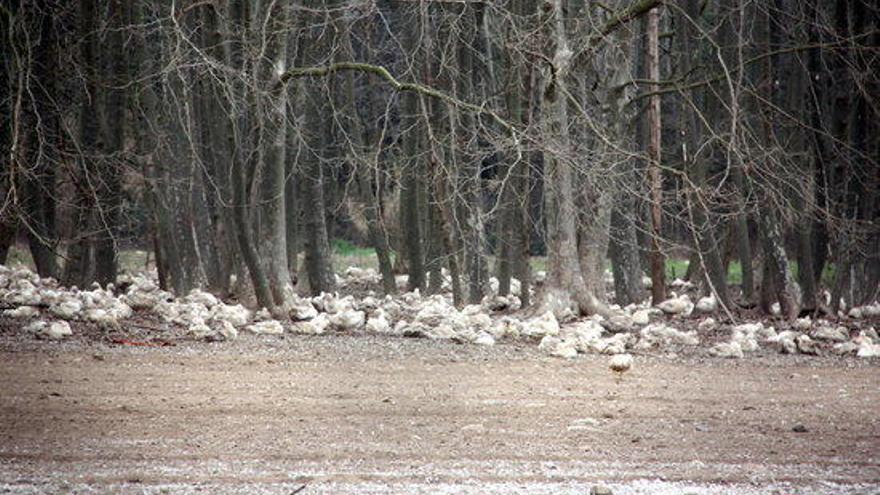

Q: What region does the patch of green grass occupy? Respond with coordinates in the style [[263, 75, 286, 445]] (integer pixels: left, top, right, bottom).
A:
[[665, 259, 689, 280], [4, 244, 151, 274], [529, 256, 547, 273], [820, 263, 837, 287], [118, 249, 151, 272], [727, 260, 838, 287], [5, 245, 34, 269], [727, 260, 743, 285], [331, 239, 375, 257], [330, 239, 386, 273]]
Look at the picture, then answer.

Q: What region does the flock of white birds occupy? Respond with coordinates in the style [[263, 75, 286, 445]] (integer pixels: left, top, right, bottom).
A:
[[2, 264, 879, 376]]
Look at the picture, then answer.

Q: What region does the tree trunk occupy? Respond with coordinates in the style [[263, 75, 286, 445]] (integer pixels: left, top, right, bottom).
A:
[[645, 4, 666, 304], [64, 0, 101, 288], [255, 0, 293, 306], [512, 67, 533, 308], [339, 17, 396, 296], [535, 0, 608, 318], [0, 220, 15, 265], [197, 3, 238, 295], [757, 0, 801, 319], [94, 0, 128, 286], [577, 189, 612, 301], [301, 159, 337, 295], [400, 91, 425, 293], [759, 213, 802, 320], [14, 3, 59, 279], [224, 0, 275, 309], [678, 0, 730, 306]]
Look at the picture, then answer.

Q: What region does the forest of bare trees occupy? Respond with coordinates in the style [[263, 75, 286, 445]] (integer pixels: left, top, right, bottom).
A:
[[2, 0, 878, 318]]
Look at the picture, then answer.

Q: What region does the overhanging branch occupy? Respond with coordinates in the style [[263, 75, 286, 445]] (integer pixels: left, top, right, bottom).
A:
[[573, 0, 664, 64], [590, 0, 663, 44], [278, 61, 519, 148]]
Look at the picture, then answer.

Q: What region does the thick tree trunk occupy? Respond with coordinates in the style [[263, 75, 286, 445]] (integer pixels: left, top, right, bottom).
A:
[[400, 92, 425, 293], [64, 0, 101, 288], [255, 0, 293, 306], [759, 213, 802, 320], [196, 4, 237, 295], [609, 200, 642, 306], [301, 160, 337, 295], [14, 1, 60, 279], [0, 220, 15, 265], [358, 161, 396, 295], [536, 0, 608, 318], [93, 0, 129, 286], [577, 190, 612, 300]]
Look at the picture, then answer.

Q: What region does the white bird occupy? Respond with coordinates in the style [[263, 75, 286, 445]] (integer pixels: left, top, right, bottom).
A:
[[609, 353, 633, 383]]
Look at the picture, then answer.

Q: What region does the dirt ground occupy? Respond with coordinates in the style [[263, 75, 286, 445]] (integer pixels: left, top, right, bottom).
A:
[[1, 334, 879, 495]]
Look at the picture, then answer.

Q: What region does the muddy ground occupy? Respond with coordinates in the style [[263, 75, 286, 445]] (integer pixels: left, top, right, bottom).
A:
[[1, 334, 879, 494]]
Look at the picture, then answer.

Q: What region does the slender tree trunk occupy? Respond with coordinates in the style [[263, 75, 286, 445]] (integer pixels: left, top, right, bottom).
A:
[[646, 5, 666, 304], [64, 0, 101, 288], [93, 0, 128, 286], [421, 11, 464, 305], [400, 91, 425, 293], [512, 64, 533, 308], [357, 123, 396, 295], [794, 39, 819, 309], [756, 0, 801, 319], [424, 88, 464, 306], [805, 0, 830, 291], [678, 0, 730, 306], [224, 0, 274, 309], [339, 18, 396, 295]]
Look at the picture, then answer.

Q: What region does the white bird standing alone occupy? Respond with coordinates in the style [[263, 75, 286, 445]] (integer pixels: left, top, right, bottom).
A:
[[609, 353, 633, 384]]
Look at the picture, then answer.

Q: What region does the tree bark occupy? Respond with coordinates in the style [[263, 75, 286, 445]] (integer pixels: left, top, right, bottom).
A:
[[759, 213, 802, 320], [255, 0, 293, 306], [94, 0, 128, 286], [64, 0, 101, 288], [678, 0, 730, 306], [646, 4, 666, 304], [535, 0, 609, 318], [400, 90, 426, 293]]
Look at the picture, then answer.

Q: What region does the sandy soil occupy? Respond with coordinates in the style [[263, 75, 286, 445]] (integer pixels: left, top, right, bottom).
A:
[[1, 334, 879, 494]]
